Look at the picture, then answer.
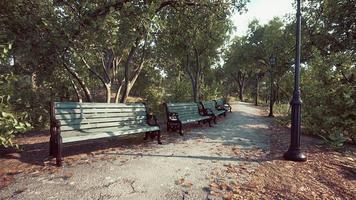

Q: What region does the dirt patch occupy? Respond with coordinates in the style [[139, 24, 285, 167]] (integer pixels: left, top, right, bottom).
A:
[[207, 114, 356, 200], [236, 128, 356, 200]]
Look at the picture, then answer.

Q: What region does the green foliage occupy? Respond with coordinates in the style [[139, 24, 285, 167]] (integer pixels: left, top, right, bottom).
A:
[[0, 111, 31, 148], [273, 104, 290, 115], [0, 73, 31, 148], [165, 80, 192, 103], [319, 133, 348, 149], [302, 49, 355, 145]]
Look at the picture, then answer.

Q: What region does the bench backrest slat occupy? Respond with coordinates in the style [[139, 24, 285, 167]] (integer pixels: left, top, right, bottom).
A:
[[215, 99, 225, 106], [55, 111, 147, 120], [55, 108, 147, 115], [61, 126, 155, 140], [201, 101, 216, 110], [165, 102, 204, 120], [53, 102, 148, 135], [54, 102, 145, 109], [166, 103, 200, 118]]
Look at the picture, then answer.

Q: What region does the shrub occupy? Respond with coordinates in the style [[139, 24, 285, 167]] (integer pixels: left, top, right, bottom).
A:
[[0, 73, 31, 148], [0, 111, 31, 148]]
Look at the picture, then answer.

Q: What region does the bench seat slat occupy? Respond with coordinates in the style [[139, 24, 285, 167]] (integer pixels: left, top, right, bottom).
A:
[[60, 119, 148, 131], [62, 125, 160, 143], [180, 116, 210, 124], [215, 110, 226, 115]]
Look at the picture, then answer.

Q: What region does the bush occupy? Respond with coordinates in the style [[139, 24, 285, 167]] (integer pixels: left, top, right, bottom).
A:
[[302, 51, 356, 145], [0, 73, 31, 148], [0, 111, 31, 148]]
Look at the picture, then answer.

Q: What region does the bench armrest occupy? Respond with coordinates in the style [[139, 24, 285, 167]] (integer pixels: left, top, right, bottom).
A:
[[51, 119, 61, 129], [224, 103, 232, 112], [216, 105, 227, 111], [167, 112, 180, 122], [147, 113, 160, 126], [50, 119, 61, 137]]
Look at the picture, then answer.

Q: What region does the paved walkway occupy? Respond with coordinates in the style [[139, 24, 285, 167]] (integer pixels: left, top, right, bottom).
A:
[[0, 102, 273, 200]]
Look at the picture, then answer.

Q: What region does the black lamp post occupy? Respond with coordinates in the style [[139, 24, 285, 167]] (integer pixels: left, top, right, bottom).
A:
[[283, 0, 307, 162], [268, 56, 276, 117]]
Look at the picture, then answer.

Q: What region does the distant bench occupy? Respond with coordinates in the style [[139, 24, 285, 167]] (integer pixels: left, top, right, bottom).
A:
[[200, 100, 227, 123], [164, 102, 213, 135], [215, 98, 232, 112], [49, 102, 161, 166]]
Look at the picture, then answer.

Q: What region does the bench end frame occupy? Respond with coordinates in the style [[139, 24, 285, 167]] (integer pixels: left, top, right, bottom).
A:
[[49, 102, 63, 166]]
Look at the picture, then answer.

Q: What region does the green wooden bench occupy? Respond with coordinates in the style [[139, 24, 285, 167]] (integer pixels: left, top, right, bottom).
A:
[[163, 102, 213, 135], [200, 100, 227, 124], [214, 98, 232, 112], [49, 102, 161, 166]]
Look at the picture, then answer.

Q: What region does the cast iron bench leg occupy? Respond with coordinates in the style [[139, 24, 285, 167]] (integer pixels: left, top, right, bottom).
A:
[[144, 132, 149, 140], [166, 123, 169, 132], [179, 123, 183, 136], [157, 131, 162, 144], [56, 134, 63, 167], [49, 135, 56, 157]]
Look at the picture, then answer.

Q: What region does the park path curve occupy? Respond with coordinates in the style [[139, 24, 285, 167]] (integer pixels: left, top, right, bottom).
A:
[[0, 102, 274, 200]]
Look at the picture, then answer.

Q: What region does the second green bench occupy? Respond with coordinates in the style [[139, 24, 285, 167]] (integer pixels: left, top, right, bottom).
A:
[[214, 98, 232, 112], [200, 100, 227, 123], [164, 102, 213, 135]]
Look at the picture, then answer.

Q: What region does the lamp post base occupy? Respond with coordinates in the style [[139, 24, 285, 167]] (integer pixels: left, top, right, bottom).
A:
[[283, 148, 307, 162]]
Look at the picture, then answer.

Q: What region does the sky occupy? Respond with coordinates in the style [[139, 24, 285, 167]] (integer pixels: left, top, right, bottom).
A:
[[231, 0, 295, 36]]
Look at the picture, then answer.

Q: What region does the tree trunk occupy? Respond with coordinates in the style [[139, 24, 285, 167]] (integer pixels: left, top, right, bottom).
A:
[[239, 86, 244, 102], [231, 71, 246, 102], [120, 38, 144, 103], [115, 79, 125, 103], [193, 48, 201, 102], [70, 78, 83, 102], [120, 74, 130, 103], [82, 57, 112, 103], [269, 71, 274, 117], [275, 80, 280, 104], [63, 63, 92, 102], [237, 72, 245, 102], [31, 72, 37, 90], [191, 79, 198, 102], [255, 73, 259, 106], [105, 83, 111, 103]]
